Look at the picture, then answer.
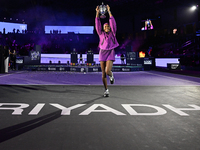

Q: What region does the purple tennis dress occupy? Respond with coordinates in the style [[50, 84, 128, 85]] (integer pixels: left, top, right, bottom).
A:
[[95, 16, 119, 62], [99, 49, 115, 61]]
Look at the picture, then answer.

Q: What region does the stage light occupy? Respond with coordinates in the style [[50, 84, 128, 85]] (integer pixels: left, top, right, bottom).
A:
[[139, 51, 145, 58], [191, 6, 197, 11], [173, 28, 177, 34]]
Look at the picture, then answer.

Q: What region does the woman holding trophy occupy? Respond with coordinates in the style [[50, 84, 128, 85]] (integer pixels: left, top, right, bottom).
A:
[[95, 4, 119, 97]]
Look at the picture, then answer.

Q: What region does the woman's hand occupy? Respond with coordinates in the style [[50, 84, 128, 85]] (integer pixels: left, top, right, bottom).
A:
[[96, 6, 100, 13], [96, 6, 100, 18], [107, 5, 110, 12], [107, 5, 112, 17]]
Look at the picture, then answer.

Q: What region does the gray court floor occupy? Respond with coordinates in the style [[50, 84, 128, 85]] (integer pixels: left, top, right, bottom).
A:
[[0, 71, 200, 150]]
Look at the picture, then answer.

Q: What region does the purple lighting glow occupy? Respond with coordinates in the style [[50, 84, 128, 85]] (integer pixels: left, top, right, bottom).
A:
[[155, 58, 180, 67], [0, 22, 27, 34], [45, 26, 94, 34]]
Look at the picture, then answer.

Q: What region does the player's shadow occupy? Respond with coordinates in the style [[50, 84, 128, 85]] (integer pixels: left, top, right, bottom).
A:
[[83, 96, 105, 105], [0, 95, 104, 143], [0, 85, 102, 96], [0, 110, 62, 143]]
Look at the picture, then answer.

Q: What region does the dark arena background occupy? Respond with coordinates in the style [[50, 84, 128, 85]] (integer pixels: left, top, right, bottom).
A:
[[0, 0, 200, 150]]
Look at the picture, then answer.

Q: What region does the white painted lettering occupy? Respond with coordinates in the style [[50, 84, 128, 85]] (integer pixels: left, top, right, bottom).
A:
[[0, 103, 29, 115], [163, 104, 200, 116], [122, 104, 167, 115], [29, 103, 45, 115], [50, 104, 85, 115], [79, 104, 126, 115]]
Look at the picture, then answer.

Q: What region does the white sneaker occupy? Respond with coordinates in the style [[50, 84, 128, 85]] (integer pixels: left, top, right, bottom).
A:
[[109, 71, 115, 84], [104, 89, 109, 97]]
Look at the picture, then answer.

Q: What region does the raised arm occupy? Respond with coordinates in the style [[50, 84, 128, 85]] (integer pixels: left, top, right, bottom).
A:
[[95, 6, 102, 35], [107, 5, 117, 35], [107, 5, 113, 18]]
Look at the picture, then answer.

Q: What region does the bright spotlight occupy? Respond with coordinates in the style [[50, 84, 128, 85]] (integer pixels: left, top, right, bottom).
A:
[[191, 6, 197, 11]]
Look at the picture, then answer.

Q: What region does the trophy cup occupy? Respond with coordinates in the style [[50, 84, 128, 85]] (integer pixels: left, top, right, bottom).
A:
[[99, 2, 107, 19]]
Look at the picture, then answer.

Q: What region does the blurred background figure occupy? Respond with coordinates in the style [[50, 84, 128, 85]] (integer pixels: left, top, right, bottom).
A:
[[79, 52, 84, 64], [0, 45, 5, 73], [10, 49, 17, 70], [120, 53, 125, 64], [145, 19, 153, 30], [4, 46, 9, 73]]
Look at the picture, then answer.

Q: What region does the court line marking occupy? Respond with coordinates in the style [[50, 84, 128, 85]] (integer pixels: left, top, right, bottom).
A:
[[0, 71, 27, 78], [0, 84, 200, 86], [150, 70, 200, 79], [0, 74, 12, 78], [143, 71, 200, 84]]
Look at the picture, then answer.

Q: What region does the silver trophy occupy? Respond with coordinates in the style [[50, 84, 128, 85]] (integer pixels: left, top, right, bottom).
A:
[[99, 2, 107, 19]]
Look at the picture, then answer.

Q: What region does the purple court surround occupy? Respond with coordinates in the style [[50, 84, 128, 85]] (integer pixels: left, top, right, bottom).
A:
[[0, 71, 200, 86]]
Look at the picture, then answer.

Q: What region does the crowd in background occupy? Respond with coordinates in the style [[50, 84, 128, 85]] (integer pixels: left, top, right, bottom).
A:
[[0, 27, 200, 71]]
